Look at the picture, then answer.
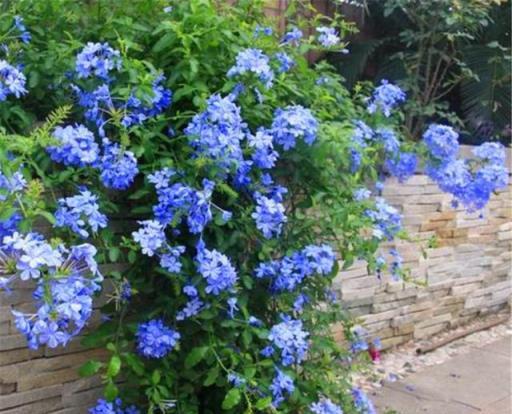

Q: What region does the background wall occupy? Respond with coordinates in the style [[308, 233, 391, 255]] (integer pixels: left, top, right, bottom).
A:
[[332, 146, 512, 349]]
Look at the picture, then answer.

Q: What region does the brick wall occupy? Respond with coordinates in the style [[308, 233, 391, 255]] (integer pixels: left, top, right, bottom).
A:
[[332, 146, 512, 349]]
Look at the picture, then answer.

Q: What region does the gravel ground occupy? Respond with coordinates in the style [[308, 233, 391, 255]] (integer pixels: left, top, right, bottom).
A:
[[353, 312, 512, 392]]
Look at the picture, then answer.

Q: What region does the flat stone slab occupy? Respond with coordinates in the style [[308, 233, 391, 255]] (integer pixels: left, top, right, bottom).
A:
[[373, 337, 511, 413]]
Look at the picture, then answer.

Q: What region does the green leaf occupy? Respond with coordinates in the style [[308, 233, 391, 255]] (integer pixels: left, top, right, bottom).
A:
[[185, 346, 209, 369], [104, 381, 118, 401], [203, 366, 220, 386], [221, 388, 241, 410], [106, 355, 121, 378], [254, 396, 272, 410], [124, 353, 145, 376], [78, 360, 102, 377]]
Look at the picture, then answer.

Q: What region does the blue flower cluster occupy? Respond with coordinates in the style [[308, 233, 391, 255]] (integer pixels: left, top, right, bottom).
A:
[[367, 79, 406, 117], [227, 48, 274, 88], [3, 237, 102, 349], [389, 248, 403, 281], [310, 398, 344, 414], [385, 151, 417, 183], [132, 220, 166, 257], [252, 192, 286, 239], [352, 388, 377, 414], [248, 128, 279, 169], [271, 105, 318, 150], [121, 75, 172, 128], [423, 124, 459, 160], [48, 124, 99, 167], [281, 27, 303, 45], [365, 197, 402, 240], [151, 173, 214, 234], [316, 27, 340, 48], [196, 240, 238, 295], [0, 170, 26, 239], [0, 60, 27, 101], [267, 315, 309, 366], [136, 318, 180, 359], [424, 125, 509, 211], [75, 42, 121, 80], [89, 398, 139, 414], [275, 52, 295, 73], [270, 368, 295, 407], [185, 93, 246, 170], [54, 188, 107, 238], [255, 244, 336, 292], [99, 139, 139, 190]]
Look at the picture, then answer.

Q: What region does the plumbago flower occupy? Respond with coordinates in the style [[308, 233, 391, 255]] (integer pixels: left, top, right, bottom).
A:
[[0, 60, 27, 101], [54, 188, 107, 238], [136, 318, 180, 359], [367, 79, 406, 117], [47, 124, 99, 167], [310, 397, 344, 414], [272, 105, 318, 150], [185, 93, 246, 170], [227, 48, 274, 88], [0, 169, 26, 239], [270, 368, 295, 407], [89, 398, 140, 414], [195, 239, 238, 295], [98, 139, 139, 190], [424, 125, 509, 211], [255, 244, 336, 292], [316, 26, 340, 47], [267, 315, 309, 366], [75, 42, 121, 80], [366, 197, 402, 240], [1, 236, 102, 349], [252, 192, 287, 239]]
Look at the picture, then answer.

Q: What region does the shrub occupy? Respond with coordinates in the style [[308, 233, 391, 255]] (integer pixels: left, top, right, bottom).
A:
[[0, 1, 507, 413]]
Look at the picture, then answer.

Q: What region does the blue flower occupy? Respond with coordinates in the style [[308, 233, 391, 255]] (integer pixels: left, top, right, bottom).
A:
[[275, 52, 295, 73], [227, 48, 274, 88], [185, 93, 246, 171], [54, 188, 107, 238], [351, 120, 374, 148], [98, 139, 139, 190], [367, 79, 406, 117], [316, 26, 340, 47], [366, 197, 402, 240], [310, 398, 344, 414], [472, 142, 506, 164], [228, 372, 246, 387], [270, 368, 294, 407], [352, 388, 376, 414], [268, 315, 309, 366], [0, 60, 27, 100], [7, 241, 101, 349], [423, 124, 459, 161], [160, 245, 185, 273], [132, 220, 166, 257], [293, 293, 309, 313], [227, 297, 238, 318], [136, 319, 180, 359], [75, 42, 121, 80], [121, 75, 172, 127], [354, 188, 371, 201], [196, 240, 238, 295], [375, 128, 399, 154], [252, 193, 287, 239], [47, 124, 100, 167], [254, 25, 273, 37], [281, 27, 303, 45], [272, 105, 318, 150], [89, 397, 138, 413], [13, 16, 31, 43], [176, 297, 205, 321], [350, 326, 369, 353], [385, 152, 417, 182], [303, 244, 336, 275]]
